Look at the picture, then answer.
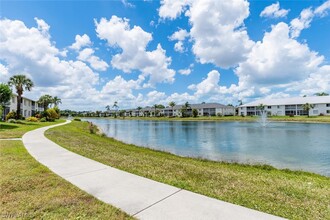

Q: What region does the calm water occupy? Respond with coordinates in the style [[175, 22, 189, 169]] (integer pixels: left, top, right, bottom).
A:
[[86, 119, 330, 176]]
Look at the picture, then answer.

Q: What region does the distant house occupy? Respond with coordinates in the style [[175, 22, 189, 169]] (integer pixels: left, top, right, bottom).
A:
[[239, 96, 330, 116], [125, 103, 235, 117], [2, 94, 43, 119]]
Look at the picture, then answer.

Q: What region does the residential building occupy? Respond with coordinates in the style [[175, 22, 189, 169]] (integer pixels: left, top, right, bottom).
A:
[[2, 94, 43, 119], [124, 103, 235, 117], [239, 96, 330, 116]]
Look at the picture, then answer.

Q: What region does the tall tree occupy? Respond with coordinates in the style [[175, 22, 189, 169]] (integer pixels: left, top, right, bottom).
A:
[[314, 92, 329, 96], [137, 106, 142, 117], [38, 94, 53, 111], [153, 104, 158, 117], [0, 83, 12, 120], [169, 101, 175, 117], [113, 101, 119, 118], [302, 103, 314, 117], [8, 75, 34, 119], [53, 96, 62, 107], [105, 105, 111, 111]]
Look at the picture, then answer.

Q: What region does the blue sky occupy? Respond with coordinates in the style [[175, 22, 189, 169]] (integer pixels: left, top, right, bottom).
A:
[[1, 0, 330, 110]]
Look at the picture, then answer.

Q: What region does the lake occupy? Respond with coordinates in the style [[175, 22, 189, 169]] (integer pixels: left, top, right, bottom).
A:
[[85, 118, 330, 176]]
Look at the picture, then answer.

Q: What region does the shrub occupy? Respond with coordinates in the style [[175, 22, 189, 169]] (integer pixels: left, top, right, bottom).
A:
[[192, 109, 198, 118], [8, 119, 17, 123], [289, 114, 294, 117], [26, 116, 38, 122], [35, 113, 42, 119], [40, 117, 47, 122], [217, 112, 223, 117], [319, 113, 325, 116], [88, 122, 97, 134], [6, 111, 16, 121], [73, 118, 81, 121], [46, 108, 59, 120]]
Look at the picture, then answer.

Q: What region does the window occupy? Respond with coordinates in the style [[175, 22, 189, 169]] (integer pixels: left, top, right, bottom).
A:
[[267, 106, 271, 109], [327, 110, 330, 114], [277, 105, 280, 109], [327, 104, 330, 107], [12, 97, 15, 103]]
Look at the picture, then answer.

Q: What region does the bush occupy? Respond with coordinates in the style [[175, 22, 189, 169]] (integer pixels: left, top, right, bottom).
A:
[[319, 113, 325, 116], [6, 111, 17, 121], [46, 108, 59, 120], [8, 119, 17, 123], [40, 117, 47, 122], [192, 109, 198, 118], [289, 114, 294, 117], [217, 112, 223, 117], [73, 118, 81, 121], [26, 116, 38, 122], [35, 113, 42, 119]]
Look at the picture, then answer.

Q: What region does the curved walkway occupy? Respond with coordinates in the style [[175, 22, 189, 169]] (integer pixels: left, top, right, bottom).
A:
[[22, 121, 285, 220]]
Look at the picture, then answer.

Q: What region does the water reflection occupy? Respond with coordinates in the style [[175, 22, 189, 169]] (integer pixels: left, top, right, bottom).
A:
[[86, 119, 330, 176]]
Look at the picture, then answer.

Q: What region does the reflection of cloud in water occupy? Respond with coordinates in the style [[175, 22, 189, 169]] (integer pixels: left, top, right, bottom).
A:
[[83, 118, 330, 176]]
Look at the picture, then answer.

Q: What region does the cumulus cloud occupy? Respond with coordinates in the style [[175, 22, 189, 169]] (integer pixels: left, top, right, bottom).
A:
[[178, 63, 193, 75], [158, 0, 191, 20], [77, 48, 109, 71], [160, 0, 254, 68], [260, 2, 289, 18], [70, 34, 92, 50], [95, 16, 175, 85], [0, 18, 100, 110], [169, 29, 189, 53], [290, 8, 314, 38], [236, 22, 323, 86]]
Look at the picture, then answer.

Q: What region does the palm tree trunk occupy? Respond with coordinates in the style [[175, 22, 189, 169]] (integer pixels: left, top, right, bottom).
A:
[[16, 95, 21, 119]]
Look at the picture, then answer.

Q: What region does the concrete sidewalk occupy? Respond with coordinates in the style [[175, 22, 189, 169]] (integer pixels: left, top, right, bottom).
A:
[[22, 121, 285, 220]]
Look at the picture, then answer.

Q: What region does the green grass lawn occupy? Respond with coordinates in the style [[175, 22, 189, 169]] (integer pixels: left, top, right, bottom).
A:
[[0, 119, 66, 139], [46, 121, 330, 220], [0, 140, 132, 219]]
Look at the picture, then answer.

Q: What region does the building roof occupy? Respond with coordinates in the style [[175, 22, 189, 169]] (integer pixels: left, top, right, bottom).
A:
[[240, 96, 330, 107]]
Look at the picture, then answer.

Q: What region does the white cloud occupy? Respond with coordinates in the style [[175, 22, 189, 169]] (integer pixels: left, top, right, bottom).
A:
[[174, 41, 185, 53], [260, 2, 289, 18], [169, 29, 189, 41], [290, 8, 314, 38], [314, 0, 330, 17], [236, 22, 323, 87], [158, 0, 191, 20], [159, 0, 254, 68], [70, 34, 92, 50], [169, 29, 189, 53], [95, 16, 175, 85], [0, 18, 101, 110], [178, 68, 191, 75], [121, 0, 135, 8], [188, 70, 220, 95], [34, 17, 50, 37], [77, 48, 109, 71]]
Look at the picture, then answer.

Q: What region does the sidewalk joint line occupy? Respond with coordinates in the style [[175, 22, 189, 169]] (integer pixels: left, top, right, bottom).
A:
[[132, 189, 182, 217], [64, 168, 108, 178]]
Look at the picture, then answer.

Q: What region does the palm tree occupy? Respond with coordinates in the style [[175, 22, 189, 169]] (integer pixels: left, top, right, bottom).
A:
[[53, 96, 62, 107], [105, 105, 111, 111], [314, 92, 329, 96], [38, 94, 53, 111], [8, 75, 34, 119], [169, 101, 175, 117], [153, 104, 158, 117], [113, 101, 119, 118], [302, 103, 314, 117], [137, 106, 142, 117]]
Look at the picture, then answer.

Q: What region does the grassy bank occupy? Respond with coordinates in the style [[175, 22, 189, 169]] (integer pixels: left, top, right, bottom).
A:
[[0, 119, 66, 139], [0, 140, 132, 219], [46, 121, 330, 219]]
